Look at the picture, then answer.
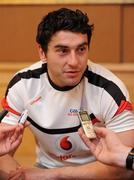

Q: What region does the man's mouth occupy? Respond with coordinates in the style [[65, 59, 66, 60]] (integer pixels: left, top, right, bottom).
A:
[[64, 71, 81, 77]]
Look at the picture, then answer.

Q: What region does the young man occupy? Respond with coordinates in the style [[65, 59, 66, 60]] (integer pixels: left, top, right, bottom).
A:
[[79, 127, 134, 170], [1, 8, 134, 179]]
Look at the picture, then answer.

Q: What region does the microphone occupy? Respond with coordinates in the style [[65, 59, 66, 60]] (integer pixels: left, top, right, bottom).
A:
[[0, 109, 8, 122]]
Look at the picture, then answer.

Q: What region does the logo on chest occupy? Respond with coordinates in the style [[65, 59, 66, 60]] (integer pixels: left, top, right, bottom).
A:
[[60, 136, 72, 150], [67, 108, 79, 116], [56, 135, 76, 153]]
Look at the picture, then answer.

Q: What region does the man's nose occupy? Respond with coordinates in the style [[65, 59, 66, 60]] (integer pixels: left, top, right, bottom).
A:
[[68, 51, 79, 66]]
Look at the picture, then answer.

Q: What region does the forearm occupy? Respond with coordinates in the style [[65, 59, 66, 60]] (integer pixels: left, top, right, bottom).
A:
[[43, 161, 134, 180], [0, 154, 20, 180], [114, 146, 131, 168]]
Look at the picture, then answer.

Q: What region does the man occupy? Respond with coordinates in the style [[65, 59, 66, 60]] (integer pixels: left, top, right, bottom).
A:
[[1, 8, 134, 179], [79, 127, 134, 170]]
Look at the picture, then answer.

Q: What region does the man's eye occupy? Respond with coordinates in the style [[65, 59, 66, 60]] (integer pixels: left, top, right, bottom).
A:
[[57, 48, 69, 55], [79, 47, 86, 52], [61, 49, 68, 53]]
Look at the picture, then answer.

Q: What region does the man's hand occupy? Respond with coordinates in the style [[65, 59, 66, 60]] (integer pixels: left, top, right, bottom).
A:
[[78, 127, 131, 168], [0, 122, 28, 156]]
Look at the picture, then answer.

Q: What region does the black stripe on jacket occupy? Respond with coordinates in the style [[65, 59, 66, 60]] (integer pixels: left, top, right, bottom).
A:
[[84, 69, 126, 106], [27, 116, 81, 134], [5, 63, 47, 96]]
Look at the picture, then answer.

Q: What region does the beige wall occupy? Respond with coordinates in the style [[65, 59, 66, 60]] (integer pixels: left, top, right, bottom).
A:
[[0, 4, 134, 63]]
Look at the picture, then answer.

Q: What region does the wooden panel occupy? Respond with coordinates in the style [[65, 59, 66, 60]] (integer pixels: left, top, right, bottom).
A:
[[123, 5, 134, 63], [0, 4, 120, 63], [85, 5, 120, 63], [0, 0, 133, 4]]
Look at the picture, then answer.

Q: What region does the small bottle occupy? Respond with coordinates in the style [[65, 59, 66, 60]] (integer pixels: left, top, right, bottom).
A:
[[18, 109, 28, 124]]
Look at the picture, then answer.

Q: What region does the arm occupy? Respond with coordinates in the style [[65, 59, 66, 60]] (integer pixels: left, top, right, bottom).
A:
[[0, 122, 28, 180], [0, 154, 21, 180], [11, 160, 134, 180], [10, 130, 134, 180]]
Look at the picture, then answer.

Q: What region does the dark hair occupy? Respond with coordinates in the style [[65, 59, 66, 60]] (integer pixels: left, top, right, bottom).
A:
[[36, 8, 94, 53]]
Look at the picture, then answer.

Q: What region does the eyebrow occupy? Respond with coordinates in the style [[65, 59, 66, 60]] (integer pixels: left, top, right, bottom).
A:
[[54, 42, 88, 49]]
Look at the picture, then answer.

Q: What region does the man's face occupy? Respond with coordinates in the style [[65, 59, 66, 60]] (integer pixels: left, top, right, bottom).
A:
[[44, 31, 89, 87]]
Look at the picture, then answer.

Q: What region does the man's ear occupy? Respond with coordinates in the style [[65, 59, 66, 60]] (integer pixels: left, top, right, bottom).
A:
[[36, 43, 46, 62]]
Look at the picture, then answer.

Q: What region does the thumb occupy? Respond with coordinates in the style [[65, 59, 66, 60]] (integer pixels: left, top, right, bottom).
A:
[[94, 127, 109, 138]]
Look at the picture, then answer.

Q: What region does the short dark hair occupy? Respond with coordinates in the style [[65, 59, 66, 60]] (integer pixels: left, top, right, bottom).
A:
[[36, 8, 94, 53]]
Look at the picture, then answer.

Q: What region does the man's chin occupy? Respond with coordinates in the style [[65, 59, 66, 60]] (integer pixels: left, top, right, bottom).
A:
[[65, 79, 81, 87]]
